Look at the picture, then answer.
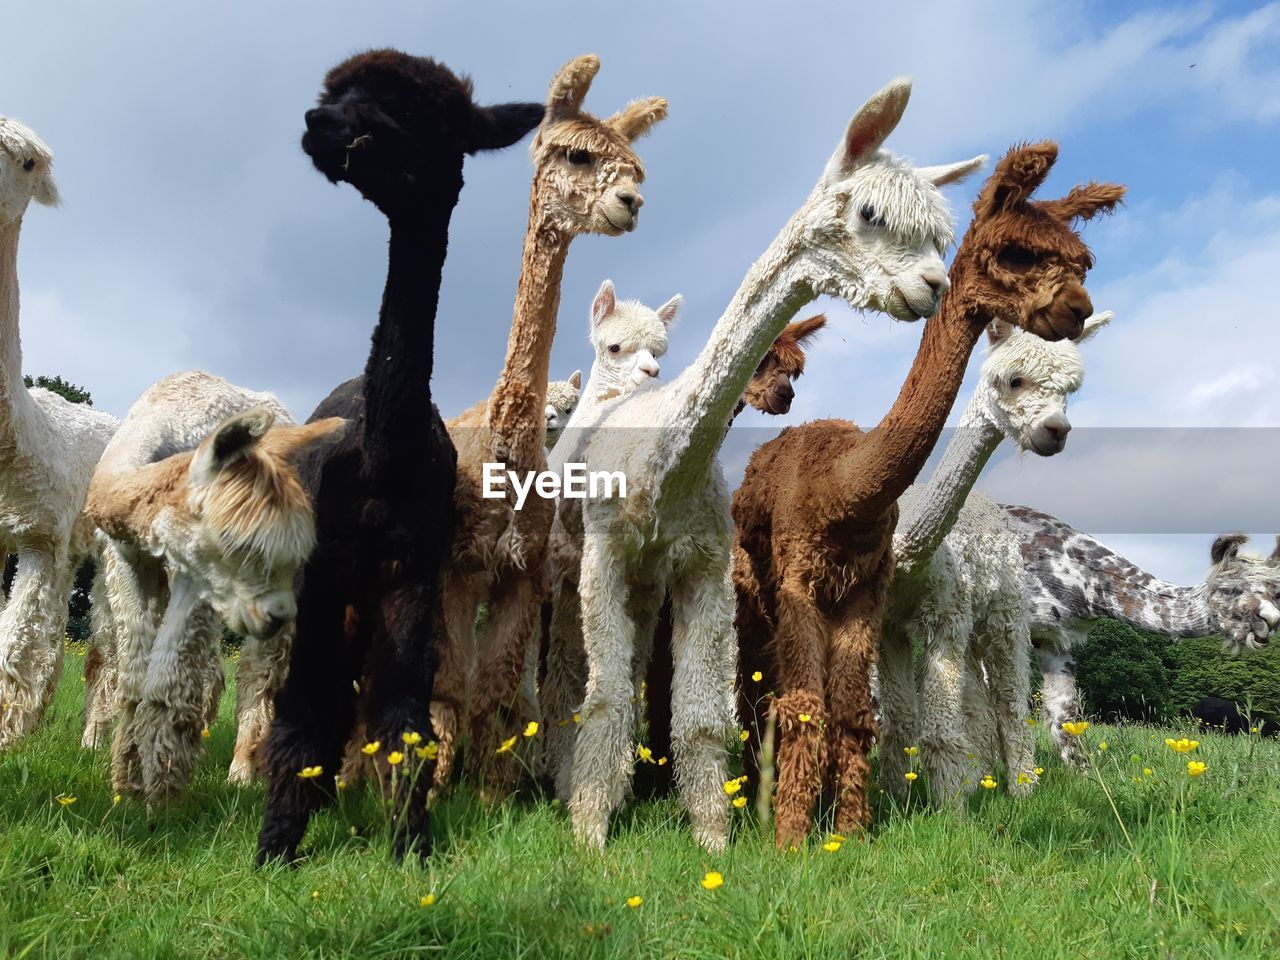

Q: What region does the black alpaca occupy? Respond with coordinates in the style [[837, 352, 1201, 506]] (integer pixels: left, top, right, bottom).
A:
[[1191, 696, 1279, 736], [256, 50, 542, 865]]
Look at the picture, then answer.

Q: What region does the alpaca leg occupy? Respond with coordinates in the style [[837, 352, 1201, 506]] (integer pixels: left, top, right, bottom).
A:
[[194, 611, 226, 730], [1035, 628, 1089, 769], [258, 561, 359, 866], [733, 544, 772, 793], [918, 618, 977, 811], [136, 575, 218, 804], [543, 562, 587, 804], [428, 569, 477, 795], [877, 621, 918, 799], [827, 593, 881, 835], [81, 554, 119, 749], [668, 562, 736, 853], [977, 606, 1037, 796], [637, 595, 675, 797], [568, 532, 636, 850], [0, 542, 73, 746], [229, 626, 292, 785]]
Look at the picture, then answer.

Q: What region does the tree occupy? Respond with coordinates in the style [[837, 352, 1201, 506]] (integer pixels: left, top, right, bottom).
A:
[[23, 373, 93, 406], [1074, 620, 1174, 722]]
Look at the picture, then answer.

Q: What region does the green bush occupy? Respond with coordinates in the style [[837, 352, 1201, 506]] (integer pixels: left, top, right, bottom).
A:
[[1074, 619, 1174, 722], [1166, 635, 1280, 722]]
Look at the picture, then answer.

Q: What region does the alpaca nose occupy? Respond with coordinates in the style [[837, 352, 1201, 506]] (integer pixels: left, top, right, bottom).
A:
[[925, 273, 949, 298], [777, 381, 795, 404], [305, 106, 345, 133], [1042, 414, 1071, 444], [617, 191, 642, 213]]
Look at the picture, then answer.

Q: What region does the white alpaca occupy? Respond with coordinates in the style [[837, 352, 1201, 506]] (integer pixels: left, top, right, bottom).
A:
[[0, 116, 120, 746], [878, 314, 1110, 806], [546, 78, 985, 850], [87, 371, 345, 802], [544, 372, 582, 450]]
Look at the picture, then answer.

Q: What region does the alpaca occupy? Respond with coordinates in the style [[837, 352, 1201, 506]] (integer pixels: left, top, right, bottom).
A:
[[874, 313, 1111, 807], [548, 77, 987, 851], [1000, 511, 1280, 767], [431, 56, 668, 793], [734, 142, 1124, 847], [256, 50, 543, 865], [544, 372, 582, 450], [1190, 696, 1279, 737], [86, 388, 345, 804], [0, 116, 120, 747], [83, 370, 317, 792]]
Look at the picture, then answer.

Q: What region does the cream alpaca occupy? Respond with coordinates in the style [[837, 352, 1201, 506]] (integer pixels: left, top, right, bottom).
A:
[[0, 116, 120, 747], [87, 371, 344, 803], [544, 372, 582, 450], [877, 313, 1110, 806], [547, 78, 984, 851]]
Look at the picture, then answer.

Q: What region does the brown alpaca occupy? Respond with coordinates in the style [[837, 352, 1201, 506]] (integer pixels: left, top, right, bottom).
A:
[[433, 55, 667, 790], [732, 143, 1124, 847]]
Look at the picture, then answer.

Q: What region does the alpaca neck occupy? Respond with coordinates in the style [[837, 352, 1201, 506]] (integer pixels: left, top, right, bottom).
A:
[[361, 198, 457, 477], [893, 394, 1004, 578], [1102, 581, 1216, 637], [0, 220, 38, 435], [658, 211, 816, 489], [485, 190, 571, 470], [832, 269, 988, 523]]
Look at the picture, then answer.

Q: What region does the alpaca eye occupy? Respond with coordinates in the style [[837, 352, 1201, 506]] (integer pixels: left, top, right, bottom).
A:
[[22, 159, 36, 172], [608, 344, 621, 354], [567, 149, 592, 166], [1009, 377, 1024, 389], [859, 203, 878, 225], [997, 245, 1038, 271]]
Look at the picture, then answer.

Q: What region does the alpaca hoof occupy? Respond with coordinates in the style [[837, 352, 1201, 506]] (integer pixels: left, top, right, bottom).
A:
[[227, 762, 255, 786], [694, 825, 727, 853], [571, 815, 608, 851]]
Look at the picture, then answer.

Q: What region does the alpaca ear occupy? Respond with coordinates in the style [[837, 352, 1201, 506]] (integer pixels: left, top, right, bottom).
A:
[[569, 370, 582, 390], [655, 294, 682, 328], [1211, 533, 1249, 565], [467, 102, 545, 154], [1039, 182, 1127, 224], [189, 408, 276, 486], [260, 417, 349, 464], [985, 318, 1017, 348], [546, 54, 600, 123], [605, 97, 669, 142], [1074, 310, 1114, 344], [917, 155, 987, 187], [823, 77, 912, 183], [974, 141, 1059, 220], [784, 313, 827, 347], [591, 279, 616, 328]]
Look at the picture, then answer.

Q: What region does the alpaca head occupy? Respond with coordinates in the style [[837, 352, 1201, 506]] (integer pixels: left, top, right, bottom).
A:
[[302, 50, 544, 215], [90, 410, 348, 641], [1206, 534, 1280, 654], [531, 55, 667, 236], [587, 279, 680, 399], [741, 314, 827, 416], [978, 310, 1112, 456], [794, 78, 985, 322], [955, 142, 1125, 341], [544, 370, 582, 448], [0, 117, 59, 225]]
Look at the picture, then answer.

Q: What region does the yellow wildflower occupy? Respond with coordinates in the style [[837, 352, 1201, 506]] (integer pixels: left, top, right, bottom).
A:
[[200, 727, 211, 740], [732, 796, 747, 809], [723, 779, 742, 795], [657, 757, 668, 766], [1187, 760, 1207, 778], [1060, 721, 1089, 736], [1165, 738, 1199, 754], [1034, 767, 1045, 776], [1097, 741, 1108, 751], [56, 795, 77, 806], [386, 751, 404, 766], [1017, 772, 1033, 785], [626, 896, 643, 909], [311, 890, 321, 900], [751, 671, 763, 682], [297, 765, 324, 779], [419, 893, 436, 907], [798, 714, 811, 724], [572, 713, 582, 725], [637, 744, 654, 763], [402, 731, 422, 746], [700, 871, 724, 890], [904, 772, 918, 783], [979, 776, 998, 790], [361, 740, 381, 756], [416, 742, 438, 760], [112, 794, 121, 805], [1024, 716, 1039, 726], [904, 746, 919, 757], [336, 778, 347, 790], [496, 736, 518, 755], [523, 721, 539, 738], [822, 841, 842, 853], [1142, 768, 1153, 777], [739, 730, 750, 742]]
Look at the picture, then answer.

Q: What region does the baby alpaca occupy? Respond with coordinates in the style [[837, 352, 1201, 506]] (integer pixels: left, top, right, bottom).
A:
[[545, 372, 582, 450]]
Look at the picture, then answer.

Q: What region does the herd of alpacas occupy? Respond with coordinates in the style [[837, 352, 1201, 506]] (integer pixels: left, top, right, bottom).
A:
[[2, 48, 1279, 863]]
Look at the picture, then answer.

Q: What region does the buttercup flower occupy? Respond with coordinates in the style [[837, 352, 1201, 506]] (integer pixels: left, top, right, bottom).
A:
[[200, 728, 211, 740], [751, 671, 763, 683], [798, 714, 811, 724], [1034, 767, 1044, 776], [386, 751, 404, 766], [979, 776, 997, 790], [739, 730, 750, 742], [723, 779, 742, 796], [419, 893, 436, 907], [297, 765, 324, 779], [1024, 717, 1038, 726], [1187, 760, 1207, 778], [904, 746, 919, 757], [1165, 738, 1199, 754], [1060, 721, 1089, 737], [361, 740, 381, 756], [1016, 772, 1033, 785], [336, 778, 347, 790], [1097, 741, 1108, 751], [700, 871, 724, 890], [626, 896, 643, 908], [572, 713, 582, 725], [657, 757, 668, 766], [56, 795, 77, 806], [496, 736, 518, 754], [416, 742, 439, 760], [732, 796, 747, 809], [904, 772, 918, 783], [637, 744, 654, 763], [1142, 768, 1153, 777], [112, 794, 121, 805], [822, 840, 842, 853], [402, 731, 422, 746], [311, 890, 320, 900], [524, 721, 539, 738]]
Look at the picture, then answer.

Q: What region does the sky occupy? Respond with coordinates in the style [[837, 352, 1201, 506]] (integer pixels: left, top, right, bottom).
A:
[[3, 0, 1279, 585]]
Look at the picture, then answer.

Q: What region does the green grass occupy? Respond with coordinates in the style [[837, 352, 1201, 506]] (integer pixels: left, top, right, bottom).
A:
[[2, 656, 1279, 959]]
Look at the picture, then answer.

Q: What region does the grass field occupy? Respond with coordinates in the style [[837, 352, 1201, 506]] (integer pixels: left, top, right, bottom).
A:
[[2, 652, 1278, 959]]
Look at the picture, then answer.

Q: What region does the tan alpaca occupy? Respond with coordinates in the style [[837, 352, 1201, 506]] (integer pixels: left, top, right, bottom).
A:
[[432, 55, 668, 790], [733, 143, 1124, 847], [87, 407, 345, 804]]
